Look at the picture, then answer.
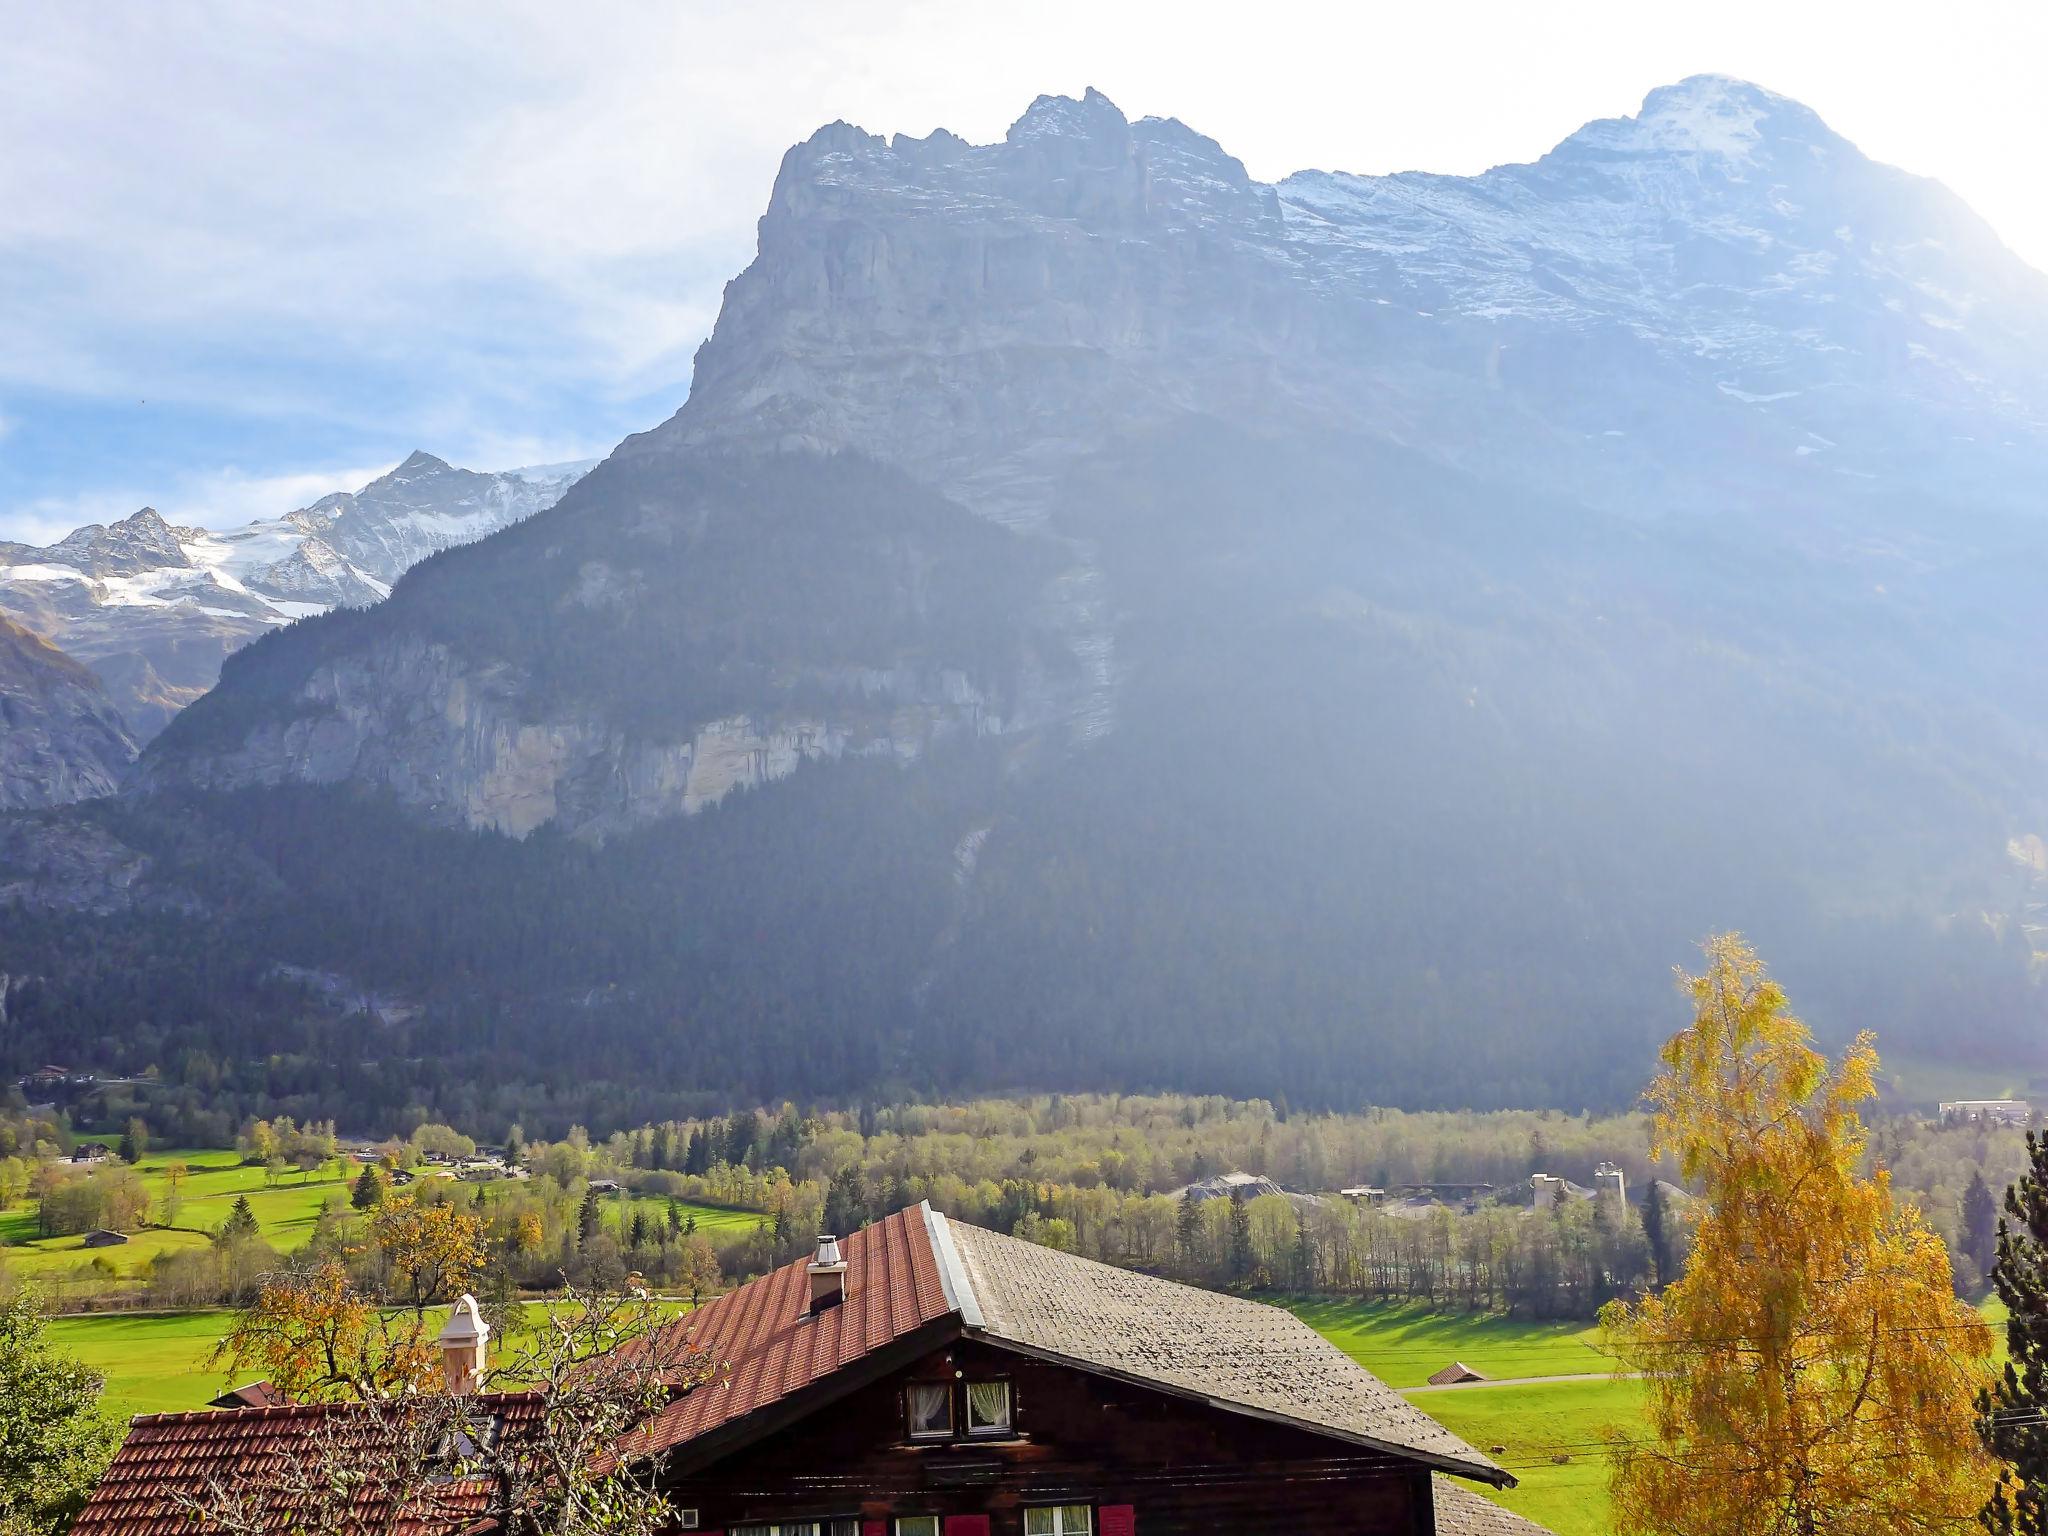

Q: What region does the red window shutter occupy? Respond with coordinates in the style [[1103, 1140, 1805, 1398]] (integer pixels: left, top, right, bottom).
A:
[[944, 1518, 991, 1536], [1099, 1506, 1135, 1536], [864, 1524, 887, 1536]]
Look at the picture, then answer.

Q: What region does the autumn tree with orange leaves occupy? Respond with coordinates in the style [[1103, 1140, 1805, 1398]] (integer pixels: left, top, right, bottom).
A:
[[1602, 934, 1998, 1536], [212, 1193, 487, 1402]]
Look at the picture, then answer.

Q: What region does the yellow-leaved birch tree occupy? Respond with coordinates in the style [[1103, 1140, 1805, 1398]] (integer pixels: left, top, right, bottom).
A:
[[1603, 934, 1998, 1536]]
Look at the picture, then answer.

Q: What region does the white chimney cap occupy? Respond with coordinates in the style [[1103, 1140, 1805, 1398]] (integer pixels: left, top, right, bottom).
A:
[[810, 1235, 846, 1270], [438, 1294, 490, 1345]]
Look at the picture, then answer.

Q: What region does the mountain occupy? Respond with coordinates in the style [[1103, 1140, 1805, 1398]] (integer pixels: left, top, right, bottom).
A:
[[9, 78, 2048, 1127], [0, 616, 137, 811], [0, 455, 591, 739]]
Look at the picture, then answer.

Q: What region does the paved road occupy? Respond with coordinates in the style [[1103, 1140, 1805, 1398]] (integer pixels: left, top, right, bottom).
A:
[[1405, 1370, 1642, 1392]]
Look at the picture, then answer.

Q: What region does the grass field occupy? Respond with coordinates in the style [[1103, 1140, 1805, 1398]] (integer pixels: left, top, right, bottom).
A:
[[609, 1190, 768, 1238], [47, 1310, 238, 1417], [1420, 1377, 1640, 1536], [0, 1149, 354, 1282], [1281, 1298, 1628, 1535], [1285, 1297, 1615, 1387]]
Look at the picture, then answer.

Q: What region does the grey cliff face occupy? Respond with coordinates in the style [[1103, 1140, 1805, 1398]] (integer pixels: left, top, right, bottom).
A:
[[138, 80, 2048, 859], [0, 616, 137, 810]]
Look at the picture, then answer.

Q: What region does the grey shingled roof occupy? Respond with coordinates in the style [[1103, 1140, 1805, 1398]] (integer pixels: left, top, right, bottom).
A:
[[937, 1213, 1508, 1486], [1432, 1478, 1555, 1535]]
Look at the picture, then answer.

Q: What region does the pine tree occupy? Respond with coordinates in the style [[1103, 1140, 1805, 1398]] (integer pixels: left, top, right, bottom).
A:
[[628, 1210, 650, 1250], [725, 1110, 761, 1169], [1641, 1177, 1671, 1285], [823, 1167, 866, 1238], [1175, 1189, 1203, 1275], [1964, 1168, 2000, 1287], [216, 1196, 259, 1245], [1980, 1132, 2048, 1534], [666, 1197, 684, 1241], [350, 1164, 384, 1211], [649, 1125, 672, 1172], [577, 1191, 603, 1250], [1227, 1188, 1254, 1285]]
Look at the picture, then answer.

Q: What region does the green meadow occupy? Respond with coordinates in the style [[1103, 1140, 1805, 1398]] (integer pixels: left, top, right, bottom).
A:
[[0, 1149, 353, 1283]]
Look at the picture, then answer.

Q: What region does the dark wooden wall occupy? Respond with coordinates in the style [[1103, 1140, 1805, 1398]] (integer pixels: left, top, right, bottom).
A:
[[661, 1338, 1433, 1536]]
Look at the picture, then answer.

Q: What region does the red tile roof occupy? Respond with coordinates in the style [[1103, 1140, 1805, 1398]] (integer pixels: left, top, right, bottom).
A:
[[633, 1203, 953, 1457], [71, 1395, 542, 1536]]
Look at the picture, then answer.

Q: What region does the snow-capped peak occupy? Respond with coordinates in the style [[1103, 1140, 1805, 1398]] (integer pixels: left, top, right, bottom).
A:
[[1561, 74, 1827, 163]]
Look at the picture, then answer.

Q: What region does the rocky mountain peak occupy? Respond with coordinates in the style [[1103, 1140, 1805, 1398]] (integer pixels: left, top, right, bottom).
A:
[[1005, 86, 1130, 150], [388, 450, 454, 480], [1552, 72, 1839, 168], [42, 505, 192, 576]]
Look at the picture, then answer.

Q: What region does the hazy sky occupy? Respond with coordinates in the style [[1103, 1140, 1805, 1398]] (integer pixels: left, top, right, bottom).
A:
[[4, 0, 2044, 542]]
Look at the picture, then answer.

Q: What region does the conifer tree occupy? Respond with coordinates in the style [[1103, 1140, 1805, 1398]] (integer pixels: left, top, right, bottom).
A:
[[350, 1164, 384, 1211], [1227, 1188, 1254, 1285], [1175, 1189, 1203, 1276], [1964, 1168, 2000, 1287], [216, 1195, 259, 1245], [1641, 1176, 1671, 1285], [1980, 1131, 2048, 1535]]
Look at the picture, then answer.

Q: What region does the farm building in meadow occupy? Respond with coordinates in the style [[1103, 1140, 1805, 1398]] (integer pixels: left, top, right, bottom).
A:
[[80, 1229, 129, 1248], [73, 1204, 1552, 1535], [1426, 1362, 1488, 1387]]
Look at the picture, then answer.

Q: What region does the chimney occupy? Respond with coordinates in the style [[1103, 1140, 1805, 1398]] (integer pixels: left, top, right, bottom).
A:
[[438, 1294, 490, 1395], [807, 1234, 848, 1313]]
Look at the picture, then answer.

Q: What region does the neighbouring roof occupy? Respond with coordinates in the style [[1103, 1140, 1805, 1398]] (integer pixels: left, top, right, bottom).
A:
[[943, 1215, 1506, 1484], [70, 1395, 545, 1536], [206, 1380, 284, 1410], [1433, 1478, 1554, 1535]]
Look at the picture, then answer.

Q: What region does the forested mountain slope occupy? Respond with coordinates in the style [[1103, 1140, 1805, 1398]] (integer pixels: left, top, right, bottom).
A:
[[5, 77, 2047, 1127]]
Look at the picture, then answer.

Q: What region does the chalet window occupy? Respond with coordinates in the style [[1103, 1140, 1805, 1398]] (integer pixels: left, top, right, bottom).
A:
[[1024, 1508, 1092, 1536], [896, 1519, 941, 1536], [965, 1380, 1012, 1436], [730, 1521, 859, 1536], [907, 1382, 953, 1439]]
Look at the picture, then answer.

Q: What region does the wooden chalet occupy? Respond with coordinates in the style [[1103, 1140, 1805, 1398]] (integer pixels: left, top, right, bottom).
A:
[[74, 1204, 1551, 1536]]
